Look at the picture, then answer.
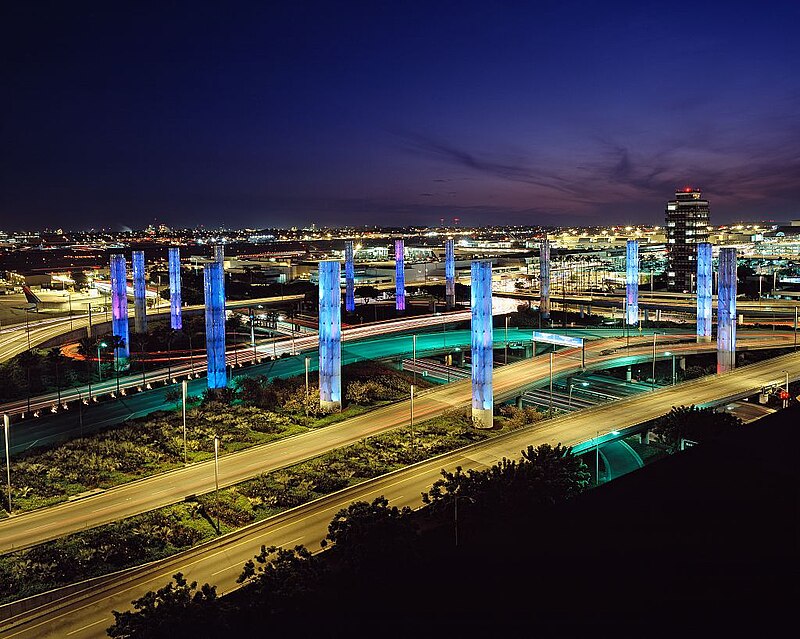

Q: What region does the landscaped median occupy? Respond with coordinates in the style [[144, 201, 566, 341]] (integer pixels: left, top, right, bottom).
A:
[[0, 405, 545, 605], [0, 361, 431, 516]]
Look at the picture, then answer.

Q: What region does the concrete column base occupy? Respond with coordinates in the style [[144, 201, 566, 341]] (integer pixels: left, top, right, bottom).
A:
[[472, 407, 493, 429], [320, 400, 342, 412], [516, 396, 523, 409], [626, 366, 632, 382]]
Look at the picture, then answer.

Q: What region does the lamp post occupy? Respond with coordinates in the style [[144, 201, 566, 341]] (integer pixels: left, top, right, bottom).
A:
[[97, 341, 106, 381], [182, 380, 188, 465], [794, 307, 797, 351], [213, 435, 220, 533], [410, 384, 415, 454], [651, 331, 664, 391], [3, 414, 10, 514], [549, 351, 554, 417], [412, 334, 417, 386], [504, 315, 509, 365], [665, 351, 676, 385]]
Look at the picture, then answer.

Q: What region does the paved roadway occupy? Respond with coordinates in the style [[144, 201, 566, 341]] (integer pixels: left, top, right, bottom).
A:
[[499, 290, 800, 319], [0, 295, 305, 364], [4, 347, 800, 639], [5, 325, 637, 454], [1, 330, 795, 554], [0, 309, 477, 418]]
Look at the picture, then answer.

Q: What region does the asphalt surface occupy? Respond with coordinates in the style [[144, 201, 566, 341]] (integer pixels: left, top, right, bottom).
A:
[[0, 330, 793, 554], [4, 347, 800, 638], [0, 295, 304, 363]]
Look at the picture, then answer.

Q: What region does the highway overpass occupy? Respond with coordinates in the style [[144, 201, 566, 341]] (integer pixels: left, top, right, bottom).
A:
[[3, 347, 800, 638]]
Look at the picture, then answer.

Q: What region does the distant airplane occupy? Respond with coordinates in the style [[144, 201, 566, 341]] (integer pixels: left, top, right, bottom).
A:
[[9, 286, 66, 313]]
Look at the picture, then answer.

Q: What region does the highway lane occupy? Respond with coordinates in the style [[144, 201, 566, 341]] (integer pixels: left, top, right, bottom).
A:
[[499, 290, 800, 318], [0, 309, 476, 417], [5, 347, 800, 639], [7, 324, 572, 454], [2, 330, 794, 554], [0, 295, 305, 363]]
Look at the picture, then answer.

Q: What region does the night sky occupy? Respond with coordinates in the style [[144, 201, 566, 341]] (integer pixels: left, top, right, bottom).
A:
[[2, 0, 799, 230]]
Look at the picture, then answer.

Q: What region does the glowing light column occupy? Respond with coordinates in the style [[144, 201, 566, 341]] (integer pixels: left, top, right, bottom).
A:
[[626, 239, 639, 325], [717, 247, 737, 373], [395, 239, 405, 311], [109, 254, 130, 371], [204, 262, 227, 389], [445, 239, 455, 310], [539, 239, 550, 319], [132, 250, 147, 333], [214, 243, 225, 265], [696, 242, 712, 342], [471, 260, 493, 428], [344, 241, 355, 312], [168, 247, 182, 330], [318, 260, 342, 411]]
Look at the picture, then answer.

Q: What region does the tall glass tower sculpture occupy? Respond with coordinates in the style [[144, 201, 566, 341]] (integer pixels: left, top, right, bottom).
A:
[[717, 247, 737, 373], [445, 239, 455, 310], [539, 239, 550, 319], [344, 241, 355, 312], [109, 254, 130, 370], [395, 239, 405, 311], [204, 262, 227, 389], [168, 247, 182, 330], [318, 260, 342, 411], [214, 243, 225, 265], [471, 260, 493, 428], [696, 242, 713, 342], [132, 250, 147, 333], [626, 240, 639, 326]]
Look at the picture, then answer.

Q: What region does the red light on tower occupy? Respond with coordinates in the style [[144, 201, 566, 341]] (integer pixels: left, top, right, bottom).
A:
[[683, 186, 693, 193]]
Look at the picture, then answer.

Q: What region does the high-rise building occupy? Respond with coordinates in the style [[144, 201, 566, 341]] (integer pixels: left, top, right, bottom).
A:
[[665, 187, 710, 291]]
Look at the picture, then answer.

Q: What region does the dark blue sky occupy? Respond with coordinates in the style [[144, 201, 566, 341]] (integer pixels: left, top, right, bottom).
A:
[[2, 0, 799, 230]]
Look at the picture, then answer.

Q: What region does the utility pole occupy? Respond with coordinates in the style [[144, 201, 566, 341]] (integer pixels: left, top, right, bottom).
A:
[[3, 414, 10, 514], [504, 315, 509, 365]]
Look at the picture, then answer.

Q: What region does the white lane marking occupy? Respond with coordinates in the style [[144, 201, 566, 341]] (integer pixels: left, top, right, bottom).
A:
[[210, 535, 304, 576], [65, 618, 106, 635]]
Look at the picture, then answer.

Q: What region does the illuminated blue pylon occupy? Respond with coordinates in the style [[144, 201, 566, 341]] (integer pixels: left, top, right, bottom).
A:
[[445, 239, 455, 310], [696, 242, 713, 342], [132, 250, 147, 334], [471, 260, 493, 428], [345, 241, 355, 312], [539, 239, 550, 319], [109, 254, 130, 370], [204, 262, 227, 389], [717, 247, 737, 373], [395, 239, 405, 311], [168, 247, 182, 330], [318, 260, 342, 411], [626, 239, 639, 326]]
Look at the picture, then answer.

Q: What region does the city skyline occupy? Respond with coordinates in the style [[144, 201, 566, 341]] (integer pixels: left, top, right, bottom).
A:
[[2, 1, 799, 230]]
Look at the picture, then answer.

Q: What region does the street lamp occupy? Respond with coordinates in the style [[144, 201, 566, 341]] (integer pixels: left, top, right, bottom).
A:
[[664, 351, 676, 385], [213, 435, 220, 533], [182, 380, 188, 465], [504, 315, 509, 365], [651, 332, 665, 391], [549, 351, 554, 417], [3, 414, 10, 514], [97, 341, 107, 381], [412, 334, 417, 386], [568, 381, 589, 409], [410, 384, 415, 454]]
